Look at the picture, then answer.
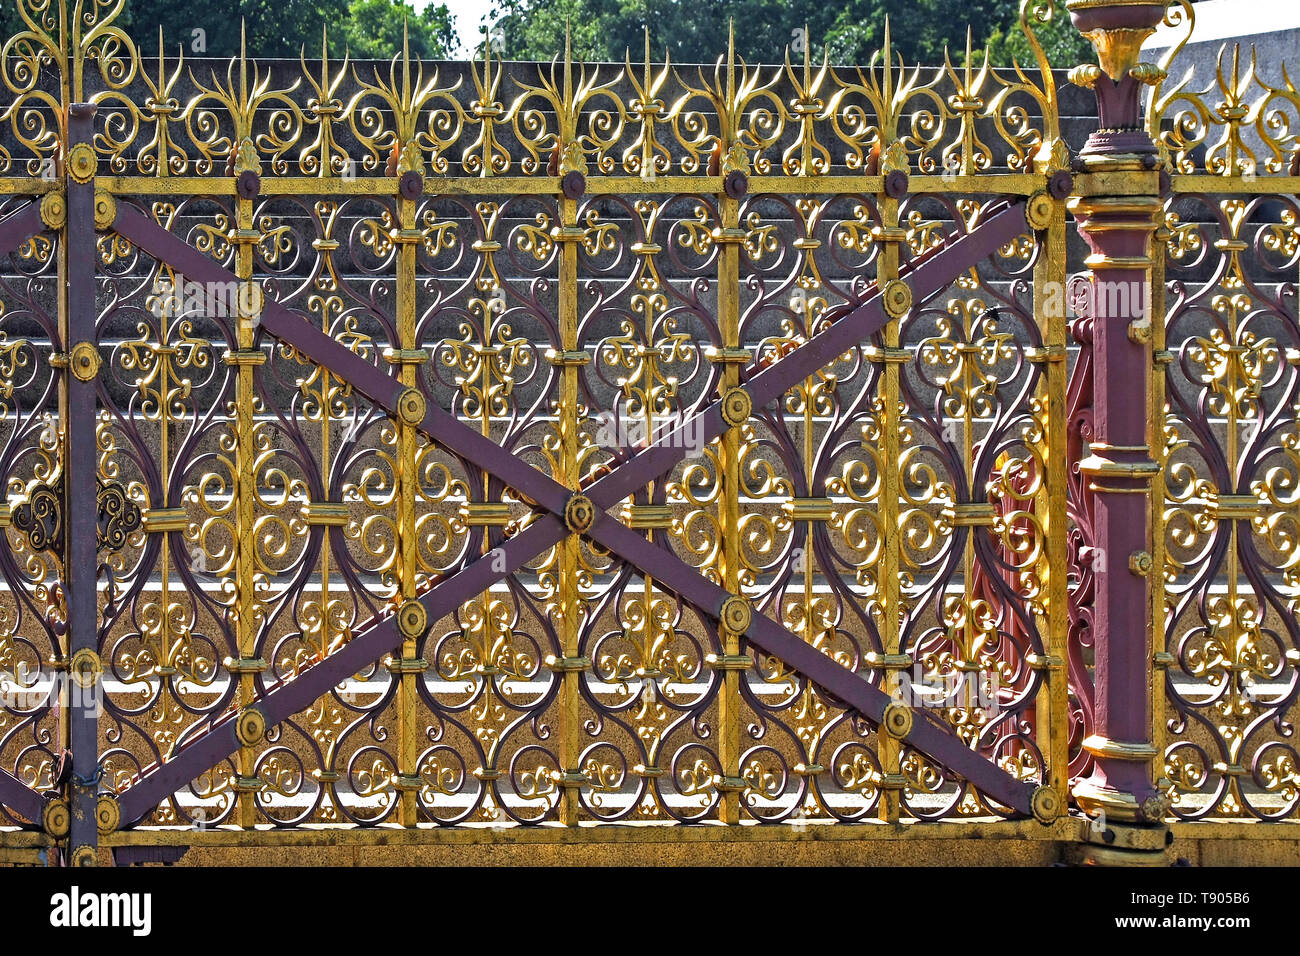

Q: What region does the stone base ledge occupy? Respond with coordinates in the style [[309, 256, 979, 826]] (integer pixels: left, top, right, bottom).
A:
[[0, 818, 1295, 866]]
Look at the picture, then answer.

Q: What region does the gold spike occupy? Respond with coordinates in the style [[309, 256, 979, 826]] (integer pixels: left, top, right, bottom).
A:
[[321, 24, 332, 176], [402, 16, 411, 102], [240, 18, 248, 103], [564, 18, 573, 105], [469, 24, 485, 98], [803, 22, 811, 89], [882, 16, 893, 107], [727, 18, 736, 102], [644, 25, 651, 93], [320, 23, 331, 94], [965, 25, 973, 87]]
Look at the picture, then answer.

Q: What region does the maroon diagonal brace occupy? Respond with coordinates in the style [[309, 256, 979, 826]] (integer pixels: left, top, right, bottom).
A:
[[0, 766, 45, 825], [109, 198, 1037, 823], [0, 202, 45, 259]]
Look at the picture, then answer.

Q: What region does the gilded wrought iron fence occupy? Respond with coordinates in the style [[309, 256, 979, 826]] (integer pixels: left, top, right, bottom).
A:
[[0, 0, 1295, 865], [1145, 26, 1300, 821]]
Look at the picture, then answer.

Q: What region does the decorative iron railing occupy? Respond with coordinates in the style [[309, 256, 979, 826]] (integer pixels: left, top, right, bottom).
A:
[[1146, 27, 1300, 821]]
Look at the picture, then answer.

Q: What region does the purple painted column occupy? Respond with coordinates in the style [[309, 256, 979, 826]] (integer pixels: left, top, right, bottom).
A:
[[1065, 1, 1170, 858], [64, 103, 101, 865]]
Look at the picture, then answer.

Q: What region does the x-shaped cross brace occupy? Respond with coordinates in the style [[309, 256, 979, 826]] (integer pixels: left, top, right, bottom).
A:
[[103, 195, 1046, 825]]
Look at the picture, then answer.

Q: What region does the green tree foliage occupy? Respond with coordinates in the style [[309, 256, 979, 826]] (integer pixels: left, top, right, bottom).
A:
[[335, 0, 456, 59], [0, 0, 458, 60], [487, 0, 1088, 66], [0, 5, 21, 47], [986, 6, 1092, 71], [0, 0, 1093, 65], [490, 0, 805, 65], [122, 0, 350, 59]]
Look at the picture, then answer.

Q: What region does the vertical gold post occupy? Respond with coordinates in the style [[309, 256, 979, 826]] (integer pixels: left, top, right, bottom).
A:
[[870, 18, 906, 825], [228, 22, 263, 829], [391, 180, 422, 826], [695, 20, 747, 827], [556, 193, 584, 826], [389, 24, 424, 825], [1036, 187, 1070, 803], [230, 174, 262, 829], [715, 26, 745, 820], [717, 199, 744, 826], [876, 187, 904, 825], [555, 30, 585, 824]]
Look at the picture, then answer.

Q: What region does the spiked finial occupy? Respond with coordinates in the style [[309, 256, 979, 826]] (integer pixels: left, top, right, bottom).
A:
[[564, 18, 573, 104], [239, 18, 248, 103], [727, 18, 736, 102], [882, 15, 893, 106], [803, 22, 811, 89], [965, 25, 973, 87], [402, 16, 411, 102]]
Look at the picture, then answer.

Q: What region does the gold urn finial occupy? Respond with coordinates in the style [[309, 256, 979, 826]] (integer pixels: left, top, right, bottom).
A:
[[1065, 0, 1169, 81]]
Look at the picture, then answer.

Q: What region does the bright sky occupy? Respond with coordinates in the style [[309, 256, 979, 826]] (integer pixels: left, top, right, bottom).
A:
[[417, 0, 497, 56], [1144, 0, 1300, 48]]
